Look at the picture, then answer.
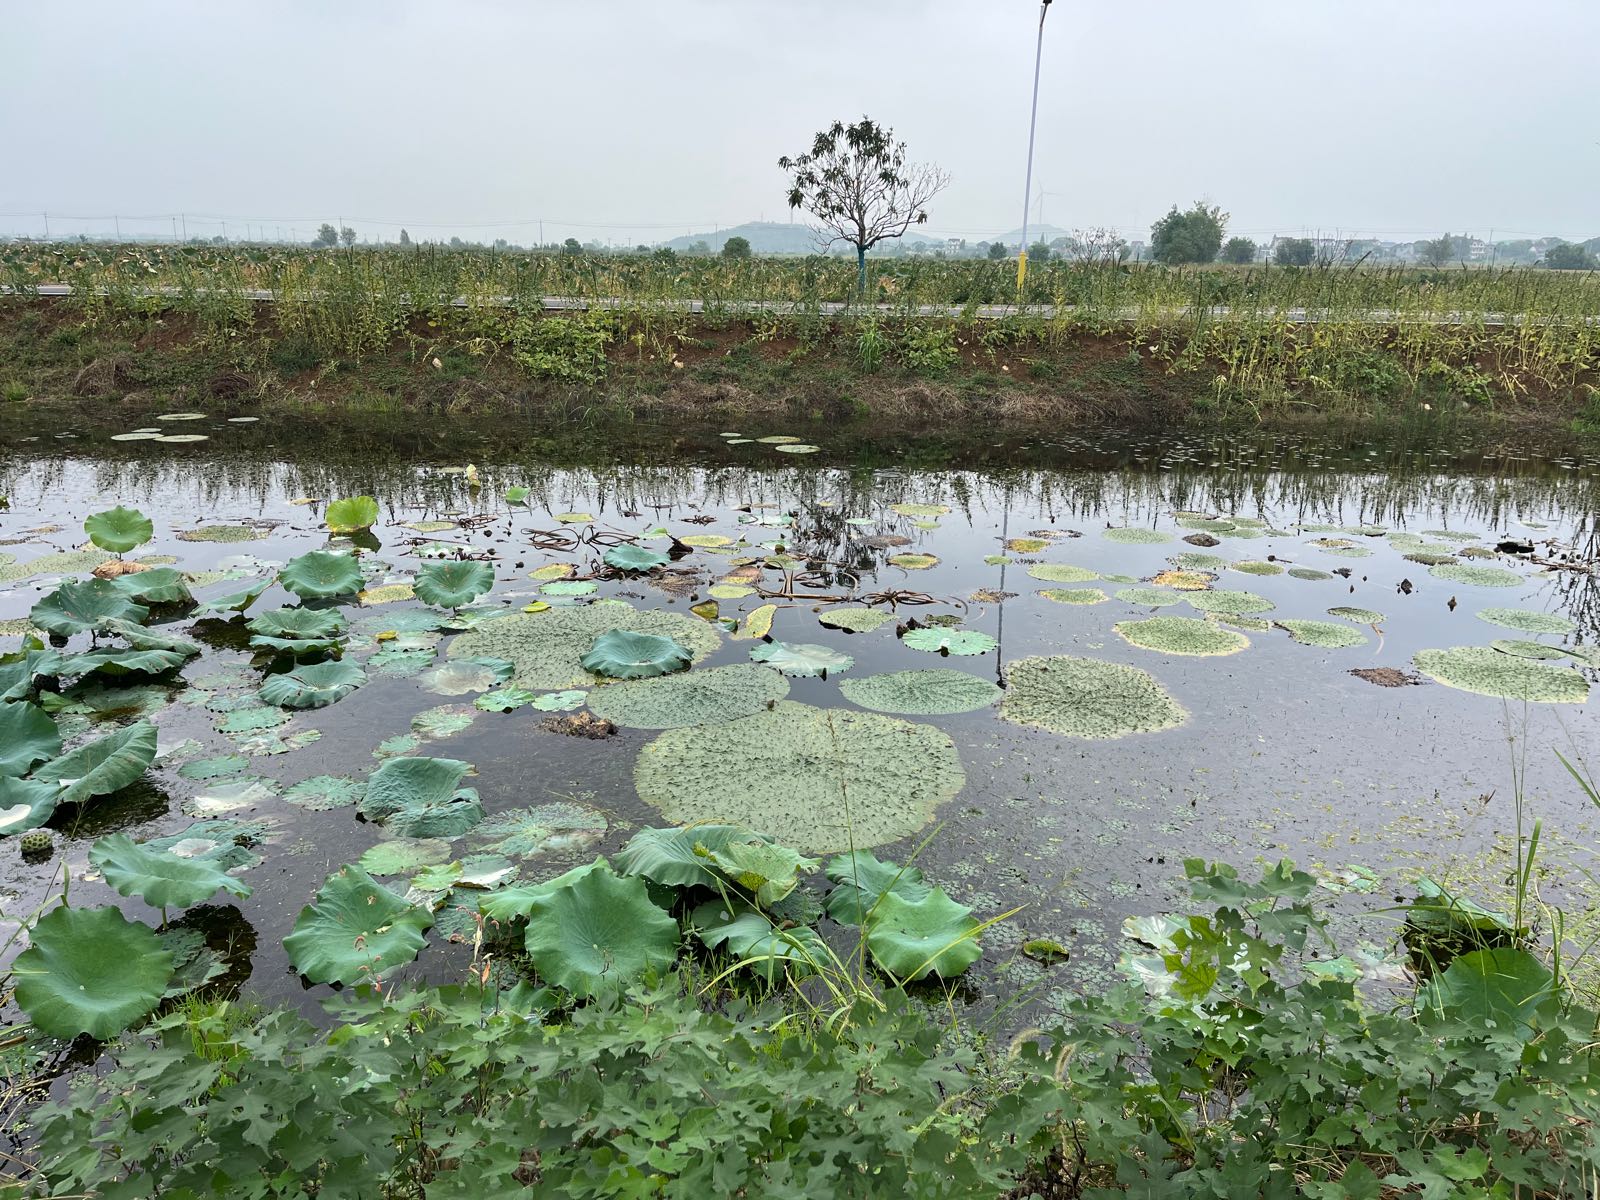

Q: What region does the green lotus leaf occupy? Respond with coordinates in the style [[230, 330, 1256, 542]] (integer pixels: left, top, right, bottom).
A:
[[1168, 553, 1229, 571], [249, 607, 346, 641], [889, 503, 949, 518], [411, 704, 476, 739], [603, 543, 670, 573], [817, 607, 897, 633], [197, 579, 271, 614], [258, 660, 366, 709], [95, 618, 202, 658], [12, 905, 173, 1039], [704, 838, 819, 906], [88, 833, 253, 908], [581, 629, 692, 680], [178, 754, 249, 781], [1026, 563, 1099, 584], [1174, 517, 1236, 533], [53, 646, 190, 678], [586, 663, 788, 729], [521, 866, 678, 997], [0, 702, 61, 776], [748, 641, 854, 677], [1269, 619, 1366, 648], [1115, 616, 1248, 657], [359, 756, 485, 838], [634, 701, 965, 852], [614, 824, 770, 888], [689, 899, 828, 981], [1288, 567, 1334, 581], [1231, 560, 1283, 576], [1476, 608, 1575, 635], [283, 774, 363, 811], [324, 495, 380, 534], [1491, 639, 1567, 661], [1328, 606, 1385, 624], [0, 651, 58, 702], [417, 657, 514, 696], [1114, 586, 1184, 607], [1000, 655, 1185, 739], [1413, 647, 1588, 703], [474, 803, 607, 858], [887, 553, 938, 570], [0, 777, 64, 836], [1038, 588, 1107, 605], [283, 866, 434, 985], [31, 580, 149, 637], [825, 850, 934, 924], [110, 568, 193, 607], [838, 668, 1002, 716], [278, 550, 363, 600], [900, 627, 997, 656], [217, 705, 292, 734], [33, 721, 158, 805], [540, 580, 597, 597], [415, 560, 496, 609], [84, 506, 154, 555], [1417, 947, 1554, 1036], [1102, 527, 1172, 545], [473, 687, 540, 712], [358, 837, 454, 875], [249, 633, 345, 656], [478, 860, 608, 922], [147, 818, 271, 873], [176, 525, 265, 544], [504, 486, 530, 506], [863, 888, 982, 981], [1429, 563, 1523, 588], [1183, 589, 1274, 616], [446, 605, 720, 690]]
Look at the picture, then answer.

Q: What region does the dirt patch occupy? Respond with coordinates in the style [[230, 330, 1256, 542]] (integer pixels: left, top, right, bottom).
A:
[[1350, 667, 1425, 687], [71, 355, 136, 398]]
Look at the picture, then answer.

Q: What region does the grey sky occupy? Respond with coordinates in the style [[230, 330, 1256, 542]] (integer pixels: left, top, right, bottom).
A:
[[6, 0, 1596, 246]]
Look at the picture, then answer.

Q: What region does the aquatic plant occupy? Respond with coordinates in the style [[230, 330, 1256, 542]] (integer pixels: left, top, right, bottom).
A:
[[1183, 588, 1274, 615], [581, 630, 693, 680], [324, 496, 379, 535], [1026, 563, 1099, 583], [1114, 586, 1184, 607], [900, 627, 996, 655], [586, 664, 788, 729], [278, 550, 364, 600], [839, 668, 1002, 715], [258, 660, 366, 709], [1103, 527, 1172, 544], [603, 543, 670, 573], [817, 607, 896, 633], [283, 865, 433, 985], [521, 866, 678, 997], [31, 579, 149, 637], [1413, 646, 1588, 702], [1327, 606, 1384, 624], [0, 701, 61, 777], [84, 505, 154, 555], [33, 720, 158, 805], [1276, 619, 1369, 649], [89, 833, 253, 908], [1000, 655, 1185, 739], [1114, 616, 1249, 657], [12, 905, 173, 1039], [748, 641, 855, 677], [359, 756, 485, 837], [414, 560, 495, 609], [1038, 587, 1108, 605], [1428, 563, 1523, 588], [1476, 607, 1575, 635], [447, 605, 719, 690]]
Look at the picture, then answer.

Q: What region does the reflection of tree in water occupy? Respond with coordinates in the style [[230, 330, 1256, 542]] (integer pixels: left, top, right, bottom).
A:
[[1547, 516, 1600, 642], [785, 502, 878, 590]]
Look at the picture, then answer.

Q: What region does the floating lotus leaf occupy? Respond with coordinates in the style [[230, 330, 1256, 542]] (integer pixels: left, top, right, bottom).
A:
[[839, 668, 1002, 716], [1477, 608, 1575, 635], [415, 560, 495, 609], [324, 496, 379, 534], [531, 689, 587, 711], [520, 866, 679, 997], [84, 505, 154, 555], [748, 641, 855, 677], [679, 534, 734, 548], [863, 889, 982, 981], [539, 580, 597, 597], [1429, 563, 1522, 588], [1038, 588, 1107, 606], [614, 825, 770, 888], [1414, 647, 1588, 703], [1288, 567, 1334, 581], [258, 660, 365, 709], [1184, 589, 1274, 615], [1005, 537, 1050, 553], [13, 905, 173, 1039], [360, 756, 484, 838], [358, 838, 453, 875], [475, 803, 608, 857], [34, 721, 158, 805], [109, 567, 194, 607], [1422, 529, 1484, 542], [703, 838, 818, 906], [0, 702, 61, 776], [1102, 527, 1170, 545], [218, 705, 291, 734], [184, 777, 277, 817], [1491, 639, 1568, 661], [411, 704, 477, 739], [417, 657, 514, 696], [1115, 616, 1248, 657], [0, 777, 64, 836], [890, 503, 950, 518], [817, 607, 896, 633], [529, 563, 575, 582], [53, 646, 189, 678], [31, 580, 149, 637], [586, 663, 788, 729], [689, 900, 829, 980], [731, 604, 777, 641], [1275, 620, 1369, 649], [900, 627, 996, 656], [1328, 606, 1385, 624], [1417, 947, 1553, 1035], [197, 579, 271, 614], [283, 866, 434, 985], [1564, 645, 1600, 668], [1151, 570, 1213, 591], [249, 606, 346, 639], [580, 630, 692, 680], [1231, 560, 1283, 576], [284, 775, 363, 811], [824, 850, 933, 924], [96, 618, 202, 658], [88, 833, 253, 908], [773, 443, 819, 454], [603, 543, 670, 573], [176, 525, 264, 544], [148, 818, 270, 873], [709, 583, 754, 600], [634, 701, 964, 851], [1026, 563, 1098, 584], [887, 553, 939, 571], [0, 549, 112, 586], [1168, 553, 1228, 571], [1000, 655, 1185, 739], [278, 550, 363, 600], [446, 606, 720, 690], [1114, 586, 1183, 607], [359, 583, 415, 606]]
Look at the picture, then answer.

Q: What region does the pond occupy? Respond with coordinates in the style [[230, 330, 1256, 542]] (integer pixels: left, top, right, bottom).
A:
[[2, 409, 1598, 1024]]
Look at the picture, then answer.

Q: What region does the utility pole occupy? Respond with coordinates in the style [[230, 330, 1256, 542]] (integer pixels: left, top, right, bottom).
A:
[[1015, 0, 1053, 297], [180, 212, 187, 241], [42, 212, 49, 240]]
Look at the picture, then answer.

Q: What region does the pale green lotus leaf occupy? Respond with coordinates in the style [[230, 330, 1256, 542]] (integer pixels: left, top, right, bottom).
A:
[[581, 630, 692, 680], [197, 579, 271, 614], [817, 607, 896, 633], [709, 583, 755, 600], [634, 701, 964, 851], [1477, 608, 1575, 635], [13, 905, 173, 1039], [1114, 586, 1183, 607], [603, 543, 670, 573], [587, 664, 787, 729], [360, 756, 484, 838], [284, 774, 363, 811], [824, 850, 933, 925], [1184, 589, 1275, 616], [324, 496, 379, 534], [1168, 553, 1229, 571], [1000, 655, 1185, 739], [1491, 639, 1568, 661], [1038, 588, 1107, 606], [283, 866, 433, 985], [446, 606, 719, 690], [176, 525, 265, 544], [614, 825, 770, 888], [704, 838, 818, 907], [148, 818, 271, 873], [1230, 560, 1283, 576], [84, 506, 154, 554], [0, 777, 64, 836], [1026, 563, 1099, 584], [258, 660, 365, 709], [31, 580, 149, 637], [1103, 527, 1172, 545], [0, 549, 111, 586], [89, 833, 252, 908], [1429, 563, 1522, 588], [1414, 646, 1588, 702], [1328, 607, 1385, 624], [1288, 567, 1334, 581], [520, 866, 678, 997], [889, 503, 950, 517], [748, 641, 855, 677], [888, 553, 938, 570], [531, 689, 587, 711], [278, 550, 363, 600], [218, 705, 291, 734], [184, 777, 278, 817], [1276, 619, 1369, 649], [863, 888, 982, 981], [0, 702, 61, 776], [417, 657, 514, 696], [689, 900, 829, 981], [358, 837, 454, 875], [110, 568, 194, 607], [415, 560, 495, 609], [1115, 616, 1248, 657], [473, 687, 539, 712], [474, 803, 607, 858], [250, 607, 346, 642], [34, 721, 158, 805], [411, 704, 477, 739], [1421, 529, 1484, 543], [839, 668, 1002, 716]]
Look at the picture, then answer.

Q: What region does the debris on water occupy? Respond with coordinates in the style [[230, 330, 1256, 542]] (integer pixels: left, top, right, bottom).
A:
[[1182, 533, 1221, 547], [541, 711, 616, 739]]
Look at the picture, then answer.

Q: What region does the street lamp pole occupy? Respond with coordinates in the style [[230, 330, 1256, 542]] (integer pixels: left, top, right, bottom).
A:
[[1016, 0, 1053, 297]]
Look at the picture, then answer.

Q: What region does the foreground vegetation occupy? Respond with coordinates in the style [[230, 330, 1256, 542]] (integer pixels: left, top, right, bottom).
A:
[[3, 243, 1598, 428]]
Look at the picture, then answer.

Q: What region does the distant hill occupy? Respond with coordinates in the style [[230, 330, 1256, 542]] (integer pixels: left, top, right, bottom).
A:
[[657, 221, 942, 255]]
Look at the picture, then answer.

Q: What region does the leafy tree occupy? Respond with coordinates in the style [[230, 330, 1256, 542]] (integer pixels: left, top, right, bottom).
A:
[[779, 116, 949, 293], [722, 236, 752, 260], [339, 226, 356, 248], [688, 241, 711, 256], [1274, 237, 1315, 267], [986, 241, 1008, 260], [1149, 201, 1227, 264], [562, 238, 582, 256], [1544, 242, 1597, 270], [1221, 237, 1257, 264], [398, 228, 411, 247], [1027, 240, 1053, 264], [1418, 234, 1461, 267], [312, 223, 338, 248]]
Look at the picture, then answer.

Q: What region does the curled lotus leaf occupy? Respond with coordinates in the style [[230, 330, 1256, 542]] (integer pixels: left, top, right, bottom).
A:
[[1276, 620, 1369, 649], [1476, 608, 1575, 636], [586, 664, 788, 729], [0, 702, 62, 777], [633, 701, 965, 852], [1000, 655, 1185, 739], [84, 506, 154, 555], [96, 618, 202, 658], [249, 607, 347, 642], [258, 660, 366, 709], [278, 550, 363, 600], [603, 543, 670, 573], [31, 580, 149, 638], [12, 905, 173, 1040], [1114, 616, 1249, 657], [1414, 646, 1588, 703], [1429, 563, 1523, 588], [519, 866, 679, 998], [417, 657, 515, 696], [900, 627, 997, 656], [689, 900, 829, 981], [446, 605, 719, 690], [1183, 589, 1275, 616], [88, 833, 253, 908], [702, 838, 819, 907], [33, 721, 158, 805], [324, 496, 380, 535], [824, 850, 933, 925], [614, 824, 771, 888], [839, 668, 1002, 716], [414, 560, 495, 610], [359, 756, 485, 838], [53, 646, 190, 678], [283, 866, 434, 985], [110, 568, 194, 607], [1026, 563, 1099, 584], [580, 630, 692, 680], [748, 641, 854, 677]]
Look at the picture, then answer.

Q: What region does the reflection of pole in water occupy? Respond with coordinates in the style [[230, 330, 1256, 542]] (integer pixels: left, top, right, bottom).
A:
[[995, 483, 1009, 687]]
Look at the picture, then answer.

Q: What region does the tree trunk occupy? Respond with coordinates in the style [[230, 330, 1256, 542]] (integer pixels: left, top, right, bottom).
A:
[[856, 245, 867, 297]]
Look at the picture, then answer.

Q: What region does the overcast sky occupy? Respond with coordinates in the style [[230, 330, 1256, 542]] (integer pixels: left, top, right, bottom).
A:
[[6, 0, 1597, 246]]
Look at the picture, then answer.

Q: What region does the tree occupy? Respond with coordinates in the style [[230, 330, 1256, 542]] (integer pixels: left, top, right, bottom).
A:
[[562, 238, 582, 256], [1221, 237, 1257, 264], [399, 228, 411, 247], [1417, 234, 1460, 267], [1273, 237, 1315, 267], [986, 241, 1008, 260], [1027, 240, 1053, 264], [1149, 202, 1227, 264], [721, 236, 752, 260], [339, 226, 356, 248], [312, 223, 338, 248], [779, 116, 949, 293], [1543, 242, 1597, 270]]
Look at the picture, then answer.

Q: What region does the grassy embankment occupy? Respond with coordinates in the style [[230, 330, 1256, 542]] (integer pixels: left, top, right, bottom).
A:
[[2, 244, 1598, 435]]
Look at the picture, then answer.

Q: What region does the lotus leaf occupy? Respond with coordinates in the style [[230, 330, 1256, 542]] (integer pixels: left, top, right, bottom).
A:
[[411, 705, 476, 739], [34, 721, 158, 805], [278, 550, 363, 600], [1276, 620, 1369, 649], [709, 583, 754, 600], [540, 580, 597, 597], [680, 534, 734, 548], [89, 833, 253, 908], [258, 660, 365, 709], [13, 905, 173, 1039], [531, 689, 587, 711], [1114, 586, 1183, 607], [748, 641, 854, 677], [1038, 588, 1107, 605], [520, 867, 678, 997], [417, 657, 513, 696], [176, 525, 264, 544], [1115, 616, 1249, 657], [198, 579, 271, 614], [31, 580, 149, 637], [1231, 560, 1283, 576], [1414, 646, 1588, 703], [1184, 589, 1274, 615], [95, 618, 202, 658], [446, 606, 719, 690], [1288, 567, 1334, 581], [1103, 527, 1172, 545], [474, 803, 607, 857], [324, 496, 379, 534], [504, 486, 530, 505], [887, 554, 938, 570], [474, 687, 539, 712], [360, 757, 485, 838], [1000, 655, 1185, 739], [1417, 947, 1553, 1035], [817, 607, 896, 633], [478, 860, 608, 921], [359, 838, 454, 875], [1477, 608, 1575, 635], [890, 503, 950, 517], [284, 774, 363, 811], [0, 549, 112, 585], [1429, 563, 1523, 588], [838, 668, 1002, 716], [217, 705, 291, 734], [283, 866, 434, 985], [54, 646, 190, 677], [689, 900, 827, 981], [1491, 639, 1567, 661], [1026, 563, 1098, 584], [249, 607, 346, 641], [1328, 606, 1385, 624], [415, 560, 495, 609], [863, 888, 982, 980], [824, 850, 933, 924], [731, 604, 777, 640], [84, 505, 154, 554], [0, 776, 64, 836], [586, 663, 788, 729], [634, 701, 964, 851], [1168, 553, 1229, 571], [1152, 569, 1214, 590], [603, 543, 670, 573], [0, 702, 61, 776], [704, 838, 819, 906], [148, 818, 270, 873], [900, 627, 997, 656], [580, 630, 692, 680], [614, 824, 770, 888], [110, 568, 193, 606]]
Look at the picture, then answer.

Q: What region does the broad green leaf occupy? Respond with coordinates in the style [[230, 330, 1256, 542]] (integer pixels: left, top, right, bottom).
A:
[[53, 646, 189, 678], [278, 551, 363, 600], [705, 838, 818, 906], [478, 860, 607, 922], [1417, 947, 1554, 1036], [748, 641, 854, 678], [0, 776, 64, 836], [603, 543, 669, 573], [324, 496, 379, 534], [900, 627, 997, 657], [33, 721, 158, 805], [31, 580, 149, 637], [690, 899, 828, 981], [258, 660, 366, 709], [359, 756, 484, 838], [864, 888, 982, 981], [249, 607, 346, 641], [95, 618, 202, 658], [88, 833, 253, 908], [414, 560, 495, 610], [614, 825, 768, 887], [197, 579, 270, 614], [110, 568, 194, 607], [84, 505, 154, 555], [0, 701, 61, 776], [521, 867, 678, 997], [13, 905, 173, 1039], [580, 630, 691, 680], [825, 851, 933, 924], [283, 866, 433, 985]]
